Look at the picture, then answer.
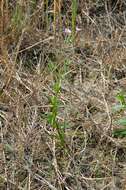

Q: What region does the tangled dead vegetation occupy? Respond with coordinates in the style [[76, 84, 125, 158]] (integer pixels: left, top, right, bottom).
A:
[[0, 0, 126, 189]]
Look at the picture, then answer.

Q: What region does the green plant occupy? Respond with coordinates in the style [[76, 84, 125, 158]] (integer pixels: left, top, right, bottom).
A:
[[112, 91, 126, 138], [46, 60, 70, 147], [48, 81, 65, 146], [64, 34, 73, 44]]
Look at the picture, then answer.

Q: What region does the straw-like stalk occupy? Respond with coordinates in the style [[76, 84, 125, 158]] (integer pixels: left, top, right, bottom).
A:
[[72, 0, 77, 42]]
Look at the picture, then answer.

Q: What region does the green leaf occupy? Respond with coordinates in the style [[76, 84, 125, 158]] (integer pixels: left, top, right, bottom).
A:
[[53, 81, 61, 94], [60, 122, 70, 129], [47, 113, 56, 126], [113, 128, 126, 138], [48, 61, 56, 72], [50, 96, 58, 107], [116, 118, 126, 126], [116, 92, 126, 105]]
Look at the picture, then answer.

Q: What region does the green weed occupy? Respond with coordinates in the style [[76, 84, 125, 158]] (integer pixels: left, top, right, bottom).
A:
[[112, 91, 126, 138], [64, 34, 73, 44], [46, 60, 70, 147]]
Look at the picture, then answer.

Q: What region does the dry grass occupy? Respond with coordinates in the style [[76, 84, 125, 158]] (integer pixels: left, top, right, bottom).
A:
[[0, 0, 126, 189]]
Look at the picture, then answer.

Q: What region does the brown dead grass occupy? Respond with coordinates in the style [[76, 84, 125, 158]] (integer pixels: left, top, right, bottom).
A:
[[0, 0, 126, 190]]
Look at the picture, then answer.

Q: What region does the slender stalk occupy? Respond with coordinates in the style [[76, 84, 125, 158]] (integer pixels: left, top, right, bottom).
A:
[[54, 0, 57, 39], [58, 0, 62, 39], [72, 0, 77, 42], [45, 0, 48, 31], [0, 0, 4, 53]]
